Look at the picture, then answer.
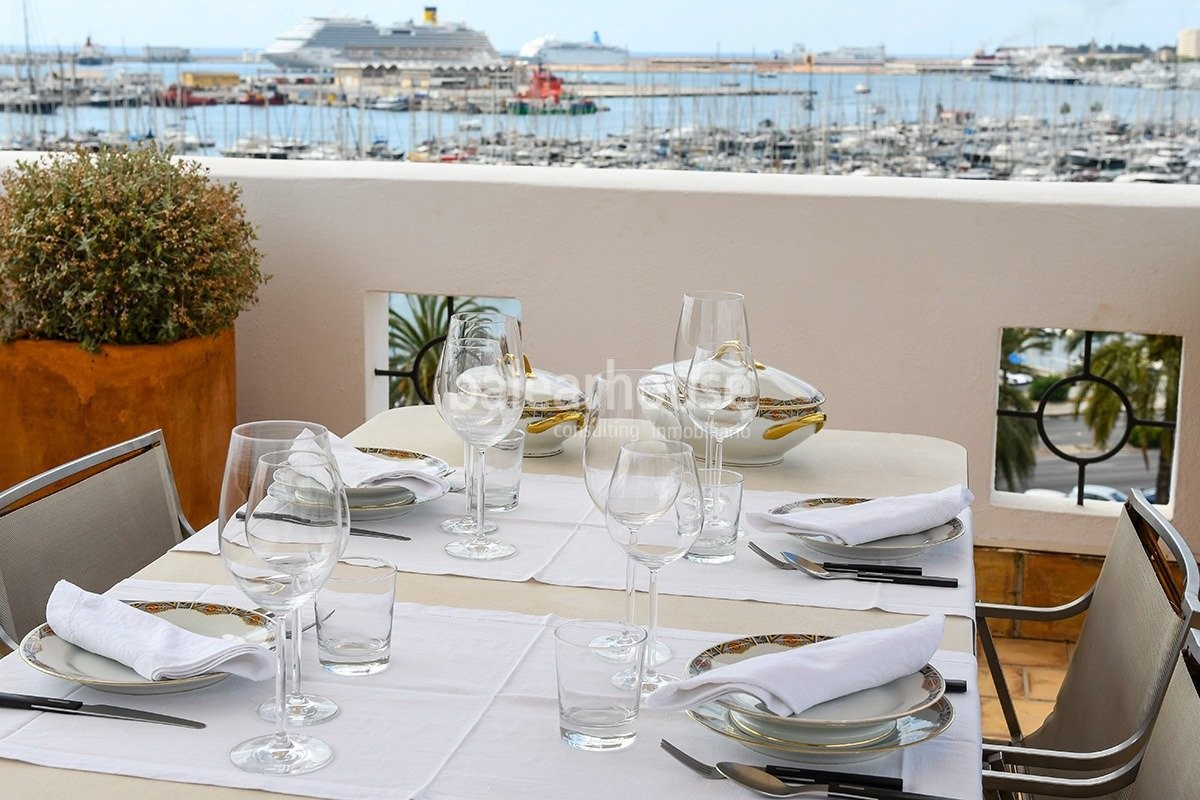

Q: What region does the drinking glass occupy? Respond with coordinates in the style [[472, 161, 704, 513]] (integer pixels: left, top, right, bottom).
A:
[[604, 440, 703, 694], [219, 450, 347, 775], [581, 370, 683, 666], [684, 341, 760, 478], [218, 420, 341, 725], [685, 468, 744, 564], [555, 620, 647, 751], [672, 291, 751, 468], [434, 328, 525, 560]]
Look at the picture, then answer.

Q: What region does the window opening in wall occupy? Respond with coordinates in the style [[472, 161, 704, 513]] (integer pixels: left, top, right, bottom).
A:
[[376, 293, 521, 407], [995, 327, 1180, 505]]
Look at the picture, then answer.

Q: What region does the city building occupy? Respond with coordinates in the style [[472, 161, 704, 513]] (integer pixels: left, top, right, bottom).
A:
[[1177, 28, 1200, 58]]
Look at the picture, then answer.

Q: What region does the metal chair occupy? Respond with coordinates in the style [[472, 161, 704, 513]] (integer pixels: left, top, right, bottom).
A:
[[977, 490, 1199, 798], [981, 629, 1200, 799], [0, 430, 193, 650]]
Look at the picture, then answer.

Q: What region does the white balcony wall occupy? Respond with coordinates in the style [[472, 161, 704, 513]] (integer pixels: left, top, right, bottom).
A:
[[4, 154, 1198, 553]]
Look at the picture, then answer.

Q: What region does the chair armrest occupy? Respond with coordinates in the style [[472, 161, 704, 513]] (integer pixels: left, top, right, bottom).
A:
[[982, 722, 1150, 771], [982, 756, 1140, 798], [976, 589, 1093, 622]]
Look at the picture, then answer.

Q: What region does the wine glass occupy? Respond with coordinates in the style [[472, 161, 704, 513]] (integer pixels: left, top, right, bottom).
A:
[[219, 450, 348, 775], [672, 291, 751, 468], [604, 440, 703, 694], [581, 369, 683, 666], [684, 341, 760, 479], [218, 420, 341, 726], [434, 333, 525, 560], [437, 311, 522, 537]]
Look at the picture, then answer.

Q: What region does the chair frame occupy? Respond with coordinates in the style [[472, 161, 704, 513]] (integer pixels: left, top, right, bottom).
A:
[[0, 430, 194, 649], [977, 490, 1200, 796]]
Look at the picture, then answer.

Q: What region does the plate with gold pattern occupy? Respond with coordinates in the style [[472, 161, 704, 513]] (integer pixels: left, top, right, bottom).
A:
[[769, 497, 965, 561], [19, 601, 273, 695], [687, 634, 945, 746]]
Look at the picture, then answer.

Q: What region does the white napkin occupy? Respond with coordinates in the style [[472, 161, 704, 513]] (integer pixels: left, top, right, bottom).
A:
[[45, 581, 275, 682], [644, 613, 945, 714], [322, 434, 448, 494], [747, 485, 973, 546]]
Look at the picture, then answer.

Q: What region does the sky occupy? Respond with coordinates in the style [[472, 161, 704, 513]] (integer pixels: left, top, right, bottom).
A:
[[4, 1, 1198, 56]]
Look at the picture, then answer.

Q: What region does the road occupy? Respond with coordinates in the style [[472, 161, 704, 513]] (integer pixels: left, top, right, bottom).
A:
[[1012, 413, 1164, 498]]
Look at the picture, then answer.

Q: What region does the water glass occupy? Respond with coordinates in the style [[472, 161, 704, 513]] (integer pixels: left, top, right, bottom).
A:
[[686, 468, 745, 564], [484, 429, 525, 512], [316, 557, 397, 675], [554, 620, 647, 751]]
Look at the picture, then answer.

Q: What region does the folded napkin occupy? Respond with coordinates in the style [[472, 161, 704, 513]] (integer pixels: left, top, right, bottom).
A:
[[644, 613, 944, 714], [45, 581, 275, 682], [307, 433, 448, 494], [747, 485, 973, 546]]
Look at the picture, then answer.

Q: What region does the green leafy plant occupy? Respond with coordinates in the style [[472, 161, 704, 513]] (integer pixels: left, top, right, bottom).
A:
[[387, 294, 499, 407], [0, 146, 267, 350], [1029, 374, 1070, 403]]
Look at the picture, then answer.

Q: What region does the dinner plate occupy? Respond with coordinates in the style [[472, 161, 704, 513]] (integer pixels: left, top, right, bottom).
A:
[[349, 481, 448, 521], [687, 634, 945, 746], [345, 447, 452, 506], [769, 497, 966, 561], [19, 601, 273, 695], [687, 698, 954, 764]]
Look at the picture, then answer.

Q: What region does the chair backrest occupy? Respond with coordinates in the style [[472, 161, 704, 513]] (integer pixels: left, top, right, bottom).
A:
[[0, 430, 189, 649], [1108, 638, 1200, 800], [1024, 491, 1199, 756]]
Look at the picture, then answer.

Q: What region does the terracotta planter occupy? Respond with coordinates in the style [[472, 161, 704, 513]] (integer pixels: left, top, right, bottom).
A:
[[0, 330, 236, 527]]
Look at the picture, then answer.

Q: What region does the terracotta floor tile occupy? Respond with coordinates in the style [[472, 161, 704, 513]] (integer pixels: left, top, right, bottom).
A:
[[980, 697, 1014, 740], [1012, 698, 1056, 735], [977, 663, 1024, 699], [1026, 667, 1067, 702], [992, 637, 1071, 669]]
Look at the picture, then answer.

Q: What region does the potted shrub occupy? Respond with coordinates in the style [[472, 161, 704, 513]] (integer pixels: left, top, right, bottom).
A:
[[0, 146, 267, 524]]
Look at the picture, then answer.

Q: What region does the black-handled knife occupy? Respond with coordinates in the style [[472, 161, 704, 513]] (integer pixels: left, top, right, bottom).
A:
[[766, 764, 903, 790], [0, 691, 205, 729], [853, 572, 959, 588], [236, 510, 411, 541], [823, 562, 923, 576]]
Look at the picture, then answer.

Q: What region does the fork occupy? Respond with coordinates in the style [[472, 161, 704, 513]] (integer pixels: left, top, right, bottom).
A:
[[747, 541, 922, 576], [782, 551, 958, 588]]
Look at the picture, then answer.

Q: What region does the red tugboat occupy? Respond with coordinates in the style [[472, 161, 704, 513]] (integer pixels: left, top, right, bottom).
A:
[[506, 64, 599, 115]]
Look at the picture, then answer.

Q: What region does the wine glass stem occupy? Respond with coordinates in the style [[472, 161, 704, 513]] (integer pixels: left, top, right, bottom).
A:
[[462, 440, 477, 522], [643, 567, 661, 683], [705, 412, 716, 471], [286, 608, 303, 704], [623, 557, 636, 627], [472, 446, 487, 540], [713, 437, 724, 480], [272, 615, 290, 747]]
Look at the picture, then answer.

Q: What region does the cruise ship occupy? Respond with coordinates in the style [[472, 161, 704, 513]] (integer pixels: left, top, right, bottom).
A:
[[519, 32, 628, 66], [262, 6, 500, 70]]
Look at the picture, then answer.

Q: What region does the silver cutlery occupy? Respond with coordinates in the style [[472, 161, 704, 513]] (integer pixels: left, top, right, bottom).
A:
[[0, 691, 205, 729], [781, 551, 958, 588], [718, 762, 953, 800], [747, 542, 921, 576], [236, 510, 410, 541], [659, 740, 902, 791]]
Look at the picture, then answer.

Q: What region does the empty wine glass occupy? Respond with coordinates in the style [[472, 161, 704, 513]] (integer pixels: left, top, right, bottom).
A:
[[434, 330, 525, 560], [582, 370, 683, 666], [219, 421, 341, 726], [437, 312, 522, 538], [605, 440, 703, 694], [684, 341, 760, 479], [672, 291, 751, 468], [219, 450, 348, 775]]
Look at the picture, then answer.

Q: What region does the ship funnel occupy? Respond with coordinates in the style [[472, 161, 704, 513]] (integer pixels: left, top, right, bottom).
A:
[[424, 6, 438, 24]]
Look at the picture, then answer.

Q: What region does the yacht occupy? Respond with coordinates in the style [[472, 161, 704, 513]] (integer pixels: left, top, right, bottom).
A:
[[519, 32, 628, 66], [990, 60, 1082, 85], [262, 7, 499, 70]]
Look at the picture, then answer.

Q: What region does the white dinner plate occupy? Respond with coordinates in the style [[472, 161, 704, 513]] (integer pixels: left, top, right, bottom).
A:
[[769, 497, 965, 561], [687, 697, 955, 764], [19, 601, 273, 695], [686, 634, 945, 746], [346, 447, 452, 504]]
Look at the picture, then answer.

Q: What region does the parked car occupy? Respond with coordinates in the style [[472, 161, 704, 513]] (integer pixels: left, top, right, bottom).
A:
[[1064, 484, 1128, 503]]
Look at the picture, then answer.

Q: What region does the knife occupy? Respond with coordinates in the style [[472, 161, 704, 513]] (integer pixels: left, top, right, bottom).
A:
[[0, 691, 205, 729], [236, 510, 411, 541], [823, 561, 923, 576], [782, 551, 959, 588]]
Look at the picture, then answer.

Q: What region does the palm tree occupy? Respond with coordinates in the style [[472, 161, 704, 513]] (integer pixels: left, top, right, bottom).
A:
[[995, 327, 1055, 491], [1070, 332, 1181, 502], [387, 294, 498, 407]]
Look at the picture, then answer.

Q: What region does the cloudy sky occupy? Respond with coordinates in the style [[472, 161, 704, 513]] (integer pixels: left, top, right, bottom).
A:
[[4, 1, 1194, 55]]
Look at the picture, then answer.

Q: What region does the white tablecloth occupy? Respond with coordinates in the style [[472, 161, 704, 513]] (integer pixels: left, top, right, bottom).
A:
[[176, 474, 976, 619], [0, 580, 982, 800]]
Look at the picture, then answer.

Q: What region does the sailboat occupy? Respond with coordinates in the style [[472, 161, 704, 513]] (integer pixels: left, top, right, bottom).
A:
[[1, 0, 62, 114]]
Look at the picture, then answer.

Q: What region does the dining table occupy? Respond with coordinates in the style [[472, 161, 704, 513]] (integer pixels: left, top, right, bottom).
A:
[[0, 404, 981, 800]]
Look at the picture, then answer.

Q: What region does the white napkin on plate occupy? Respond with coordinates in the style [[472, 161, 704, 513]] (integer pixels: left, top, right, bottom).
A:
[[314, 433, 448, 494], [45, 581, 275, 682], [644, 613, 945, 714], [747, 485, 973, 546]]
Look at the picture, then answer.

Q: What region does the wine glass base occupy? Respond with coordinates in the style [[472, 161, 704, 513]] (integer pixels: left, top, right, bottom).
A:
[[230, 733, 333, 775], [439, 517, 498, 536], [445, 537, 517, 561], [257, 693, 339, 726], [595, 636, 670, 665], [639, 671, 678, 696]]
